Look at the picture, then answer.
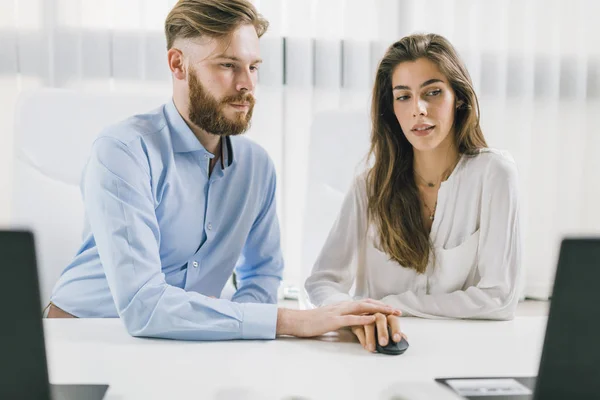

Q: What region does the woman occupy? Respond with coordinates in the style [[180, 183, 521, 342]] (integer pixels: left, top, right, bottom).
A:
[[305, 33, 522, 353]]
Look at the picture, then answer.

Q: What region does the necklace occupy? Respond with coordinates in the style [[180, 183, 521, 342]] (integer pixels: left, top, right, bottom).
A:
[[414, 154, 461, 221], [414, 154, 462, 188], [414, 170, 437, 188], [423, 199, 437, 221]]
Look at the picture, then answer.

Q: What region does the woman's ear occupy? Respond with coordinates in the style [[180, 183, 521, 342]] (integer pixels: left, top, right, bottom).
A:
[[456, 99, 472, 110]]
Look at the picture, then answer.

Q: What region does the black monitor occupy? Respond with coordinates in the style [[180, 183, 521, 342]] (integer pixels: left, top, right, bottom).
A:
[[534, 238, 600, 400], [435, 238, 600, 400], [0, 230, 108, 400]]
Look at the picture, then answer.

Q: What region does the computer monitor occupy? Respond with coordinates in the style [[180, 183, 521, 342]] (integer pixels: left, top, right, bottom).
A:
[[436, 238, 600, 400], [0, 230, 108, 400]]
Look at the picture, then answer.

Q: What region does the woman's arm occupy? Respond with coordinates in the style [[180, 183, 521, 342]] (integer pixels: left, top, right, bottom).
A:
[[305, 176, 367, 306]]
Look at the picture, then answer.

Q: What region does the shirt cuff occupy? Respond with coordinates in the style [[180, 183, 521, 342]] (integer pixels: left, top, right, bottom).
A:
[[240, 302, 278, 340]]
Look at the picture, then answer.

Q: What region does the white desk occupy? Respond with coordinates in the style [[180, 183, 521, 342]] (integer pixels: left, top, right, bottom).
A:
[[44, 316, 547, 400]]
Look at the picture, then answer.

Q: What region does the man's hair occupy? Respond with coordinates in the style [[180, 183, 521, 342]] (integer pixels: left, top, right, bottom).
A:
[[165, 0, 269, 49]]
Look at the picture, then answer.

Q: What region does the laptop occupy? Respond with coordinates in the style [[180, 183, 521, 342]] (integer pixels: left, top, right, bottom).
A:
[[0, 230, 109, 400], [436, 238, 600, 399]]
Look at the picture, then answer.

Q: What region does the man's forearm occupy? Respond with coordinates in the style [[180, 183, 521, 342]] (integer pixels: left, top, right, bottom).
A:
[[231, 275, 281, 304], [276, 301, 401, 339]]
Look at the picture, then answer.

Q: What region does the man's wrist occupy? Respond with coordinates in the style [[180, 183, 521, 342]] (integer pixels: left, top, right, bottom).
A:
[[276, 308, 297, 336]]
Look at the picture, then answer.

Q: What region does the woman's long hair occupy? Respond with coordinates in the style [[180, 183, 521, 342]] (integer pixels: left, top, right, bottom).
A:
[[367, 33, 487, 273]]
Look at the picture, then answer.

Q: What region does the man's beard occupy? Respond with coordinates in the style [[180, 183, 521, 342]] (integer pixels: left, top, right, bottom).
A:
[[187, 70, 255, 136]]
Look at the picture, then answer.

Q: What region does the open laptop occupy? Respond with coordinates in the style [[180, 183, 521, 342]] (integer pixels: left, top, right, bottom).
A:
[[436, 238, 600, 399], [0, 230, 108, 399]]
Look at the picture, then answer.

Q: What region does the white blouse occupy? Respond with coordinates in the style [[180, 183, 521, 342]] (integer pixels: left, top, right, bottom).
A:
[[305, 148, 522, 320]]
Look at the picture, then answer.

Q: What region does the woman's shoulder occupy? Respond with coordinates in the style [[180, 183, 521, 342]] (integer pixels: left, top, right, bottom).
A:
[[459, 148, 519, 191], [463, 147, 518, 178], [350, 170, 369, 198]]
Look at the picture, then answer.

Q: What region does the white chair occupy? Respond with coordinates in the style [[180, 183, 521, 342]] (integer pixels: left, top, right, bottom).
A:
[[300, 109, 371, 308], [11, 89, 171, 305]]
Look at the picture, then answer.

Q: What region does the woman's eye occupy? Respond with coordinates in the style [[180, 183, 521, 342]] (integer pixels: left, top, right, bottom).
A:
[[427, 89, 442, 96]]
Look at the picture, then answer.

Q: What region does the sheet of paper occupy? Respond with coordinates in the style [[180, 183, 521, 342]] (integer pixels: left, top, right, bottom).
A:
[[445, 378, 532, 397]]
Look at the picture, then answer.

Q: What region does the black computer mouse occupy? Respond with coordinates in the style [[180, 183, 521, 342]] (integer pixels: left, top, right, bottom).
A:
[[375, 325, 409, 355]]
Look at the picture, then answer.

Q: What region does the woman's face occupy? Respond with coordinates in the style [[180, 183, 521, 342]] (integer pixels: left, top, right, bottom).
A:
[[391, 57, 457, 152]]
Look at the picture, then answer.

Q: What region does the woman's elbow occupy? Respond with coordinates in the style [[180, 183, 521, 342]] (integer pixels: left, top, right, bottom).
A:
[[486, 291, 519, 320]]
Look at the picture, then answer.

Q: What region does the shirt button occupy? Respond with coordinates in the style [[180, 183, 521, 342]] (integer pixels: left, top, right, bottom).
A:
[[204, 154, 210, 159], [207, 223, 212, 230], [192, 261, 199, 268]]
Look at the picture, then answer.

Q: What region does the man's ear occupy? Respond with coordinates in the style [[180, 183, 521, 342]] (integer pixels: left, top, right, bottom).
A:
[[167, 47, 186, 80]]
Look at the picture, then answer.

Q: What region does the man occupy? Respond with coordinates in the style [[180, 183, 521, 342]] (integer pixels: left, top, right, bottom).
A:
[[48, 0, 400, 340]]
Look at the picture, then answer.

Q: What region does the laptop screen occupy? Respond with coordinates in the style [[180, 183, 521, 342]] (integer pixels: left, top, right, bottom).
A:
[[534, 238, 600, 399], [0, 230, 52, 399]]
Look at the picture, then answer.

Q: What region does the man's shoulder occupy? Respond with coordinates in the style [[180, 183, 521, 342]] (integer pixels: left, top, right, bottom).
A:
[[231, 136, 274, 169], [97, 105, 168, 148], [89, 105, 170, 174]]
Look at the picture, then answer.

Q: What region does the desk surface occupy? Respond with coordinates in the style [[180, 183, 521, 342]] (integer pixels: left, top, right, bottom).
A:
[[44, 316, 547, 400]]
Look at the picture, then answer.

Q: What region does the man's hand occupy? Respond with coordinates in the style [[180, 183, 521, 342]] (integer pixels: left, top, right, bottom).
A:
[[276, 299, 401, 337], [351, 313, 407, 352]]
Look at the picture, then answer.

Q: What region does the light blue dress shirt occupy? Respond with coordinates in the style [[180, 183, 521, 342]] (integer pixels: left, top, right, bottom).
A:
[[50, 99, 283, 340]]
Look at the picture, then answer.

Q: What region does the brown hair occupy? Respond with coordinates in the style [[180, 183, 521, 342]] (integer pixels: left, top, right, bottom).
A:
[[367, 33, 487, 273], [165, 0, 269, 49]]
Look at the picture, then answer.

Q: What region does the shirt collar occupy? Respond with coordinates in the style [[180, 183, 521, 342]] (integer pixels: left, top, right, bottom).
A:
[[165, 99, 235, 169], [221, 136, 233, 169], [165, 99, 205, 153]]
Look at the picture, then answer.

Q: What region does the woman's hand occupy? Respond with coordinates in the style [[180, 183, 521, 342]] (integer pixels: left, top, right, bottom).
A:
[[351, 313, 407, 353]]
